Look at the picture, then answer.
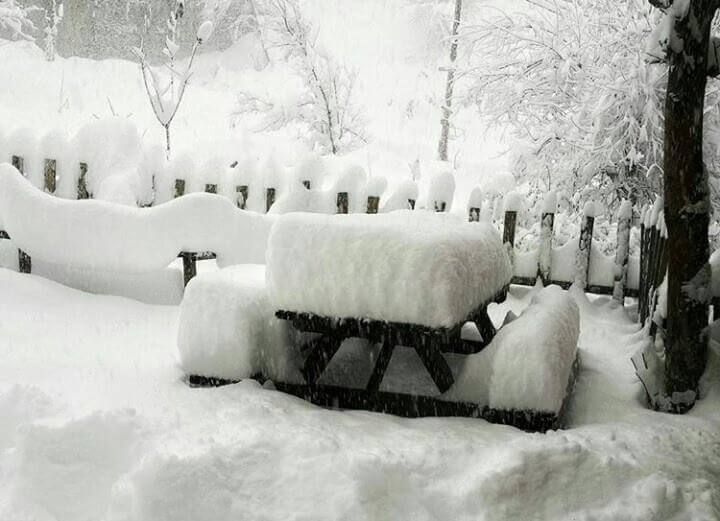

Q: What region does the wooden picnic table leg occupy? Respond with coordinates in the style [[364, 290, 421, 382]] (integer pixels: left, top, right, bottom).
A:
[[366, 339, 395, 392], [473, 308, 496, 345], [302, 334, 344, 385], [414, 336, 454, 393]]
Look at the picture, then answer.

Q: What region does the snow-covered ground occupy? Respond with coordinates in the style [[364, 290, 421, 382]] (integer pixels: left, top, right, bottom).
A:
[[1, 269, 718, 521]]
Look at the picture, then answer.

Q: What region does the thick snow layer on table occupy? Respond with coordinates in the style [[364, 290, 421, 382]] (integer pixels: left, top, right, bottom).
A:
[[178, 265, 301, 382], [449, 285, 579, 413], [0, 164, 273, 272], [267, 211, 512, 327]]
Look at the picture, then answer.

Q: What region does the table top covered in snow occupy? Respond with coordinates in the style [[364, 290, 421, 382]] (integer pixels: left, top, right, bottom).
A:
[[266, 211, 512, 328]]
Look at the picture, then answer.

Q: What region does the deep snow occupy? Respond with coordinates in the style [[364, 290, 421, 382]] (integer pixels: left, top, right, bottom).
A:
[[0, 269, 718, 521]]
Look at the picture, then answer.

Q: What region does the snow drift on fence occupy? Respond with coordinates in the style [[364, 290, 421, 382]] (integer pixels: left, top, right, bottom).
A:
[[448, 285, 579, 413], [266, 211, 513, 328], [0, 164, 273, 272], [178, 265, 301, 382]]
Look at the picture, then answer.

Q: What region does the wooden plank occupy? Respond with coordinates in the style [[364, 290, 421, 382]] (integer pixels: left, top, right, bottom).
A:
[[78, 162, 90, 199], [44, 159, 57, 194], [537, 211, 555, 285], [266, 187, 276, 213], [237, 185, 248, 209], [11, 155, 24, 175], [366, 340, 395, 392], [337, 192, 349, 214], [205, 183, 217, 194], [302, 334, 344, 385], [18, 250, 31, 274], [174, 178, 186, 198], [181, 252, 197, 287], [613, 206, 631, 302], [472, 308, 496, 344], [414, 336, 455, 393], [468, 207, 480, 222], [576, 214, 594, 289], [186, 356, 580, 432], [366, 196, 380, 214]]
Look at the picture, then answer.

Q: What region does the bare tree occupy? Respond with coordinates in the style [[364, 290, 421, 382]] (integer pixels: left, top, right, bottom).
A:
[[235, 0, 366, 154], [133, 4, 213, 158], [438, 0, 462, 162]]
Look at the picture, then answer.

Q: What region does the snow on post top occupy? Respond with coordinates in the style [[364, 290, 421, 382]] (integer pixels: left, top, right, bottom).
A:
[[196, 21, 214, 43], [6, 127, 37, 158], [397, 178, 419, 201], [583, 201, 597, 218], [468, 187, 483, 210], [200, 156, 227, 185], [542, 191, 558, 214], [503, 191, 524, 213], [366, 176, 388, 197], [261, 156, 284, 189], [39, 128, 68, 160], [333, 164, 367, 193], [427, 169, 456, 208], [294, 153, 325, 189]]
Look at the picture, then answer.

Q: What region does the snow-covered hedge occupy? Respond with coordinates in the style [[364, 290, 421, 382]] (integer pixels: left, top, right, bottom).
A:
[[266, 211, 512, 328]]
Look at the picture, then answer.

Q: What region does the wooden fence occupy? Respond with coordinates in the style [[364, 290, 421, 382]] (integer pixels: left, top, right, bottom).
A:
[[1, 151, 642, 297]]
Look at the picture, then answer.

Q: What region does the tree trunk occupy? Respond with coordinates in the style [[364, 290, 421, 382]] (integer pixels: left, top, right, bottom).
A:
[[437, 0, 462, 162], [662, 1, 714, 411]]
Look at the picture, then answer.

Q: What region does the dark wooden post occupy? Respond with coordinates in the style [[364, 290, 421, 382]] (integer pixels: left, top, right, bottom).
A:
[[237, 185, 248, 209], [11, 155, 24, 175], [468, 207, 480, 222], [337, 192, 349, 214], [367, 196, 380, 214], [18, 250, 31, 274], [408, 198, 416, 210], [434, 201, 447, 212], [266, 187, 276, 212], [576, 209, 595, 289], [302, 180, 311, 189], [78, 162, 90, 199], [205, 183, 217, 194], [503, 210, 517, 265], [181, 252, 197, 287], [174, 179, 185, 198], [537, 210, 555, 285], [44, 159, 57, 193], [613, 201, 632, 303]]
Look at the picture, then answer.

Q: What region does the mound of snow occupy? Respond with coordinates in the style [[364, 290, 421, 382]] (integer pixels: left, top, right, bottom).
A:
[[178, 265, 300, 382], [0, 164, 273, 272], [448, 285, 579, 413], [266, 211, 512, 327]]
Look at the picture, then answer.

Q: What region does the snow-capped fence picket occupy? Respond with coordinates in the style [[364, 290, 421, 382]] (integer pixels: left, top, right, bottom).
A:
[[502, 198, 639, 299]]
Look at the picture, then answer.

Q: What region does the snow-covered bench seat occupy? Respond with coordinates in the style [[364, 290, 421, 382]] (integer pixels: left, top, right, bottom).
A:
[[267, 211, 513, 328], [447, 286, 580, 422], [177, 265, 301, 384]]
